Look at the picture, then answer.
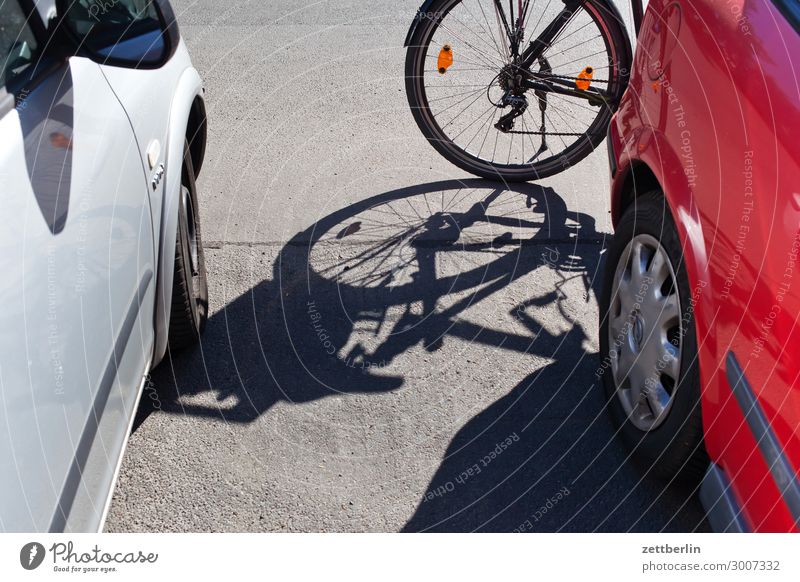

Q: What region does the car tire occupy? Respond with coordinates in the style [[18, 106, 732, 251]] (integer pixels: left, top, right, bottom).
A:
[[599, 190, 707, 481], [167, 139, 208, 350]]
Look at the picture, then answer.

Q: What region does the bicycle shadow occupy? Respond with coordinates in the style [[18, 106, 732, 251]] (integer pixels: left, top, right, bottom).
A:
[[140, 178, 589, 425], [134, 177, 708, 531], [401, 282, 709, 532]]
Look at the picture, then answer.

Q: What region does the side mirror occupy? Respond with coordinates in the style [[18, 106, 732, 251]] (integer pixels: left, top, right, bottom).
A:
[[55, 0, 179, 68]]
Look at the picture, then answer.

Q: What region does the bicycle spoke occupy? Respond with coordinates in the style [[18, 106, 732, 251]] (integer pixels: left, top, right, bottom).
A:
[[555, 47, 609, 71], [550, 92, 610, 115], [463, 0, 507, 61], [436, 20, 507, 69], [547, 18, 594, 49], [519, 0, 533, 29], [527, 0, 554, 42], [545, 1, 581, 48], [544, 34, 602, 60], [491, 116, 500, 162], [451, 102, 498, 142], [541, 107, 570, 151], [427, 86, 487, 104], [459, 1, 507, 61], [412, 0, 625, 176], [464, 104, 501, 152], [544, 99, 582, 137], [476, 107, 499, 159], [521, 0, 540, 33], [448, 5, 510, 63], [425, 84, 495, 90], [491, 0, 513, 60], [425, 46, 497, 69], [425, 67, 494, 72], [520, 114, 541, 161], [425, 50, 499, 71], [434, 85, 492, 122], [507, 126, 514, 164], [439, 91, 491, 132]]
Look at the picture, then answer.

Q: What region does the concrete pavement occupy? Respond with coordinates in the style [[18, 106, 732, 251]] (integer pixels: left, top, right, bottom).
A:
[[106, 0, 708, 532]]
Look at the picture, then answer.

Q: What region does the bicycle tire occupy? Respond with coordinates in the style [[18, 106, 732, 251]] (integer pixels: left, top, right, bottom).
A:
[[405, 0, 631, 182]]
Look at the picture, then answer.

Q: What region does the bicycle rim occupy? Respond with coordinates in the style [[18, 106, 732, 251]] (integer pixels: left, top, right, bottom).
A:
[[408, 0, 625, 180]]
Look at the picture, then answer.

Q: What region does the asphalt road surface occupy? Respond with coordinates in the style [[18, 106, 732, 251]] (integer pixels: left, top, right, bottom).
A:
[[106, 0, 709, 532]]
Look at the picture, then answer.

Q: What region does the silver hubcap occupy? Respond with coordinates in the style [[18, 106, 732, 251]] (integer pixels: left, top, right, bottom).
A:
[[609, 234, 682, 431]]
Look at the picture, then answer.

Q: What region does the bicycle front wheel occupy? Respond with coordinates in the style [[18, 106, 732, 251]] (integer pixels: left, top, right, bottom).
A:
[[405, 0, 631, 182]]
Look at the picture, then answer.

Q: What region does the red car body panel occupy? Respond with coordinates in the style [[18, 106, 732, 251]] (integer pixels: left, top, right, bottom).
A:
[[609, 0, 800, 531]]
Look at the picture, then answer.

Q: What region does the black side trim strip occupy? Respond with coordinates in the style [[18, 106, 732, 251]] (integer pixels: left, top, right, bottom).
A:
[[771, 0, 800, 35], [699, 463, 749, 532], [726, 351, 800, 528], [49, 271, 153, 532]]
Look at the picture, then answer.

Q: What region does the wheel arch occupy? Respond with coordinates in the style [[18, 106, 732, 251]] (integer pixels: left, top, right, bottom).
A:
[[611, 159, 661, 227], [611, 132, 710, 288], [186, 94, 208, 179], [153, 67, 206, 366]]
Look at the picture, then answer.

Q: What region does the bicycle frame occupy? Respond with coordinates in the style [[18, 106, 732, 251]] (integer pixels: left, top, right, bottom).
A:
[[508, 0, 642, 106], [405, 0, 641, 106], [403, 0, 640, 178], [517, 0, 643, 68], [404, 0, 642, 47]]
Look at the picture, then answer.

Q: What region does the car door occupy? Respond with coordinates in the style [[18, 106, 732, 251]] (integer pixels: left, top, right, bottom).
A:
[[717, 2, 800, 531], [76, 0, 207, 366], [675, 0, 800, 531], [0, 0, 155, 531]]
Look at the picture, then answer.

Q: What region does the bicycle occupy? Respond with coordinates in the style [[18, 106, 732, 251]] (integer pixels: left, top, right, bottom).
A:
[[404, 0, 643, 181]]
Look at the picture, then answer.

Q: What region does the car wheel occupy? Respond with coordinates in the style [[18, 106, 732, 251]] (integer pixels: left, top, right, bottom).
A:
[[599, 190, 707, 481], [167, 139, 208, 350]]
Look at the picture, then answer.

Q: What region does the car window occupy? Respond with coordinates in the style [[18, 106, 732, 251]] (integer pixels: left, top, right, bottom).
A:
[[0, 0, 38, 87], [64, 0, 160, 41], [63, 0, 165, 63]]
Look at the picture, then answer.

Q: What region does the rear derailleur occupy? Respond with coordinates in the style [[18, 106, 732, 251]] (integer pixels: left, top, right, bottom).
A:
[[495, 93, 528, 132], [494, 64, 528, 132], [493, 57, 552, 162]]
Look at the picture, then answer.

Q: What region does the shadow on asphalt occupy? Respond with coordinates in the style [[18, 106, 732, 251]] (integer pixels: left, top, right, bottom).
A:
[[133, 178, 709, 532]]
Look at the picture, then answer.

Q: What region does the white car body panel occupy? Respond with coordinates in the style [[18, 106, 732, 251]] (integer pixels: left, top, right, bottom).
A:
[[0, 57, 155, 532], [0, 0, 206, 531], [100, 41, 205, 366]]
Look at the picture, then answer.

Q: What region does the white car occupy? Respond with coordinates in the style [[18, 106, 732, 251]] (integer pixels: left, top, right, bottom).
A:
[[0, 0, 208, 532]]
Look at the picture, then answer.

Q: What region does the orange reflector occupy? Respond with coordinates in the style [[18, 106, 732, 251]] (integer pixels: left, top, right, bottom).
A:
[[576, 66, 594, 90], [438, 44, 453, 74]]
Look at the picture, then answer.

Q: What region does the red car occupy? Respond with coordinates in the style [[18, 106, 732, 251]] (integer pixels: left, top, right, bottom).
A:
[[601, 0, 800, 532]]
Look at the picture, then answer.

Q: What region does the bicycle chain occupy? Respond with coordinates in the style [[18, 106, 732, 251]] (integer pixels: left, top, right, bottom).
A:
[[535, 72, 610, 84], [502, 72, 611, 135]]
